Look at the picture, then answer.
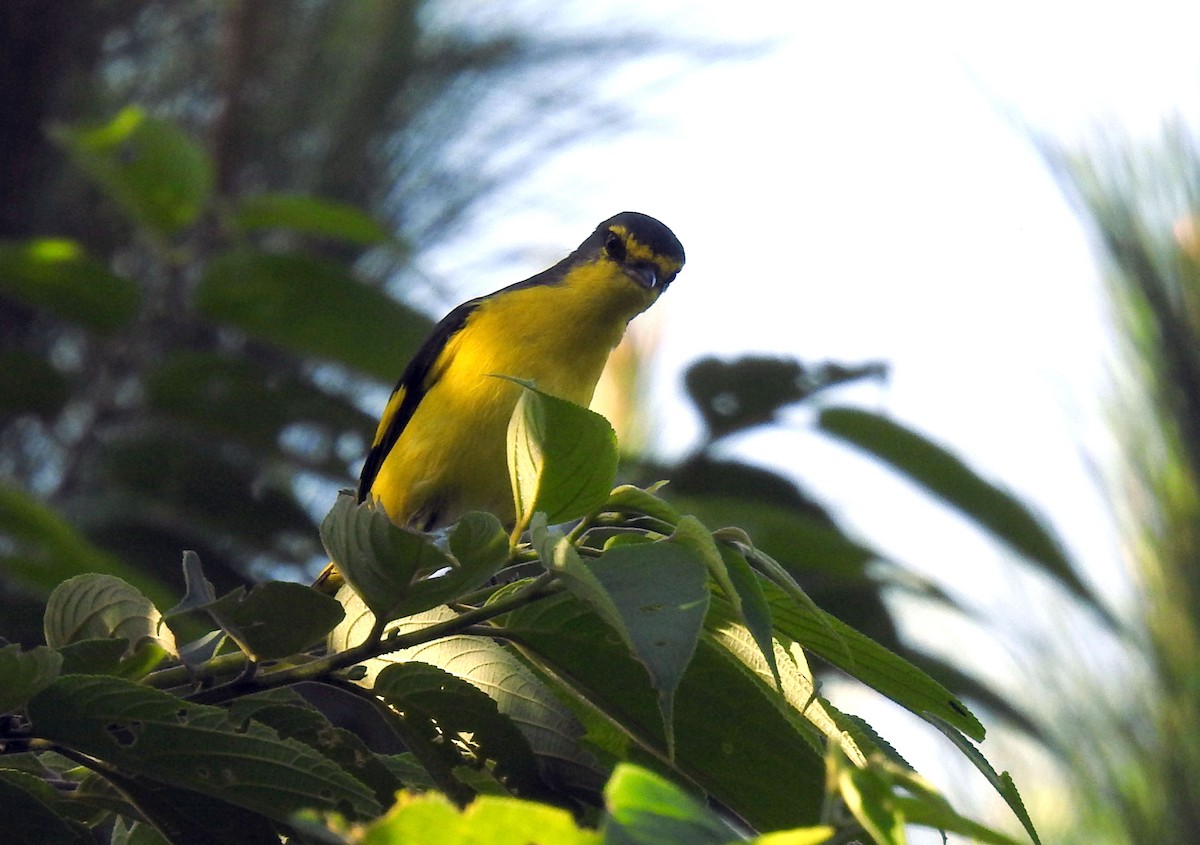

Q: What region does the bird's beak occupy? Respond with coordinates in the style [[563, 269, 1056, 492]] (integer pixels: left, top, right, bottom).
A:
[[626, 263, 660, 291]]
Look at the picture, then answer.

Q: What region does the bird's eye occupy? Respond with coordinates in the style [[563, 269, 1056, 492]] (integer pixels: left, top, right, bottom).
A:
[[605, 231, 627, 262]]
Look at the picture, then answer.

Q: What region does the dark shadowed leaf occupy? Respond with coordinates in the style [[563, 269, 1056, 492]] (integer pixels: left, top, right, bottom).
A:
[[503, 592, 826, 830], [686, 355, 887, 441], [235, 700, 402, 808], [0, 769, 90, 845], [202, 582, 344, 661], [373, 662, 552, 801], [0, 644, 62, 713], [534, 518, 710, 757], [321, 495, 509, 620], [196, 250, 431, 380], [28, 675, 380, 821]]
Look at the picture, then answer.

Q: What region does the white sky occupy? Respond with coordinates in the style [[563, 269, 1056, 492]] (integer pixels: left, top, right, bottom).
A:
[[415, 1, 1200, 838]]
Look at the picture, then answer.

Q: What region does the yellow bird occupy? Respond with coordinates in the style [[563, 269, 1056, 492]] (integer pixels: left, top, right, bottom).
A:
[[316, 212, 685, 590]]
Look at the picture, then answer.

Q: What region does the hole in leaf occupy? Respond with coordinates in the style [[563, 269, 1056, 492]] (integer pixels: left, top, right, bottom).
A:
[[106, 721, 142, 746]]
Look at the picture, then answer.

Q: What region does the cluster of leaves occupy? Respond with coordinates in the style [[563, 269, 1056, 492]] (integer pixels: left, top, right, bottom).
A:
[[0, 382, 1042, 845], [0, 105, 430, 630]]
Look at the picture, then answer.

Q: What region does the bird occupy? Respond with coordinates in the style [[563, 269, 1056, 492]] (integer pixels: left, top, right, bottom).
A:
[[315, 211, 685, 591]]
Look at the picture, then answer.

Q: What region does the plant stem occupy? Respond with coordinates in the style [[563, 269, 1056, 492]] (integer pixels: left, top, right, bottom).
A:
[[184, 572, 561, 705]]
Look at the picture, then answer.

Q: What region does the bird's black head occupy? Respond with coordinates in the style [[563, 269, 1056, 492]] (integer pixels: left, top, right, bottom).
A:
[[593, 211, 685, 293]]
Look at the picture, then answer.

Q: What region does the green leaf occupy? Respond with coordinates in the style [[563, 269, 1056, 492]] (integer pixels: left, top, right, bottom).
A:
[[926, 716, 1042, 845], [356, 791, 600, 845], [0, 485, 176, 609], [762, 581, 984, 741], [373, 662, 551, 800], [110, 818, 172, 845], [320, 494, 509, 621], [0, 769, 90, 845], [503, 592, 826, 829], [27, 675, 380, 821], [98, 770, 281, 845], [236, 700, 402, 809], [51, 107, 213, 235], [505, 379, 619, 531], [330, 598, 607, 800], [0, 645, 62, 713], [196, 250, 431, 380], [201, 582, 344, 661], [836, 757, 906, 845], [601, 763, 740, 845], [0, 239, 140, 333], [535, 518, 710, 757], [43, 574, 176, 659], [704, 601, 860, 763], [233, 192, 394, 245], [748, 829, 836, 845], [602, 484, 682, 527], [818, 406, 1103, 615], [56, 638, 166, 680], [717, 544, 780, 688]]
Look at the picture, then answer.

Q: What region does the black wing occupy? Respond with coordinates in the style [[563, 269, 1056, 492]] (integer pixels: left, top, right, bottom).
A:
[[355, 298, 483, 502]]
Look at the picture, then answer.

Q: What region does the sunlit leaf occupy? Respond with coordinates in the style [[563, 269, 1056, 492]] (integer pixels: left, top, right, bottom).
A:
[[355, 791, 599, 845], [602, 484, 682, 527], [51, 107, 213, 235], [43, 574, 176, 660], [601, 763, 740, 845], [761, 580, 985, 741], [506, 379, 619, 532]]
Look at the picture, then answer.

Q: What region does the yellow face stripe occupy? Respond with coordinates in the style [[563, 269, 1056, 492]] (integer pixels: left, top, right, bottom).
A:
[[608, 225, 685, 277]]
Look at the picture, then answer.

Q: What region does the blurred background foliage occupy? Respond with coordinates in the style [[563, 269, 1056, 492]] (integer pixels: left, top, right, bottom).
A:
[[0, 0, 1034, 716], [1037, 130, 1200, 844], [4, 1, 1200, 842]]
